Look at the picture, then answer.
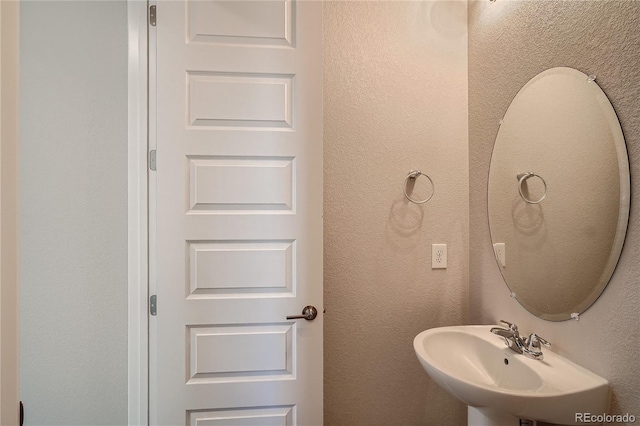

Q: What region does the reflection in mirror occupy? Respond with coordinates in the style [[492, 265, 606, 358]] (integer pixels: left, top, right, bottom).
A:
[[488, 67, 630, 321]]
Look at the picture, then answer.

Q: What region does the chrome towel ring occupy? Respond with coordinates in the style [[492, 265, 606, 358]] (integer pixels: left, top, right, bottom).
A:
[[404, 170, 434, 204], [517, 172, 547, 204]]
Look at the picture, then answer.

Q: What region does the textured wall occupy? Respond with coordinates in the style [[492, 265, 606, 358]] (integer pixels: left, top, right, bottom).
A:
[[469, 0, 640, 421], [323, 2, 468, 425], [19, 2, 129, 425]]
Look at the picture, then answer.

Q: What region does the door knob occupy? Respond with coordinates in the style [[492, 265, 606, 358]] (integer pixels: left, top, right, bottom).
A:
[[286, 305, 318, 320]]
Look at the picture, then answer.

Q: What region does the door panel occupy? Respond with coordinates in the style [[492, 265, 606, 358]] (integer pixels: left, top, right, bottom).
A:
[[187, 72, 294, 128], [151, 1, 322, 424], [188, 1, 294, 46], [188, 406, 295, 426], [187, 156, 295, 211], [188, 240, 295, 296], [188, 324, 293, 379]]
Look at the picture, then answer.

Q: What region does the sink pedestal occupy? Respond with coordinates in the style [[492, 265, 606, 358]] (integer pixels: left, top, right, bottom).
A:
[[468, 407, 523, 426]]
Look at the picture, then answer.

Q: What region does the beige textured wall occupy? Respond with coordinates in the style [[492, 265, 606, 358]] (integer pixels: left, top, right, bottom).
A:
[[323, 2, 468, 425], [469, 0, 640, 421]]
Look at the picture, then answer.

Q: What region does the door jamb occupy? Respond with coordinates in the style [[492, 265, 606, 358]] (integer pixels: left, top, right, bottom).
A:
[[127, 1, 149, 424]]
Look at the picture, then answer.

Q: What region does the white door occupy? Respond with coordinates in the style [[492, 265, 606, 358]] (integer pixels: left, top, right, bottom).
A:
[[150, 1, 323, 425]]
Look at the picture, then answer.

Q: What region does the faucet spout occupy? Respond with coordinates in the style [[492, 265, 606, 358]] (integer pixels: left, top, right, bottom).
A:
[[491, 326, 524, 354], [490, 322, 551, 360]]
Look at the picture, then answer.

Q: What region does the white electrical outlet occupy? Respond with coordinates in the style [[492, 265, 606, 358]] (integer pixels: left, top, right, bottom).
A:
[[432, 244, 447, 269], [493, 243, 506, 267]]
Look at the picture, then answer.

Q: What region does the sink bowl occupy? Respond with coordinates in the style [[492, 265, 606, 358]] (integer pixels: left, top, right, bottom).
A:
[[414, 325, 610, 425]]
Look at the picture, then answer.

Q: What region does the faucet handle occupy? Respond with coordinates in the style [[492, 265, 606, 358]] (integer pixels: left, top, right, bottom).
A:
[[526, 333, 551, 350], [499, 320, 518, 332]]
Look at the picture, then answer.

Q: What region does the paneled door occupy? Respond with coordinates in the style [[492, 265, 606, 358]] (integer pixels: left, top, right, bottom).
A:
[[150, 1, 323, 425]]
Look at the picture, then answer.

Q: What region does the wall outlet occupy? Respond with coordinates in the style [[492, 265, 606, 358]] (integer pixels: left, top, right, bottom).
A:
[[493, 243, 506, 267], [432, 244, 447, 269]]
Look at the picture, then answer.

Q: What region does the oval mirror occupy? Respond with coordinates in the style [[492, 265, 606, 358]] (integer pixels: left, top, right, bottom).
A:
[[488, 67, 630, 321]]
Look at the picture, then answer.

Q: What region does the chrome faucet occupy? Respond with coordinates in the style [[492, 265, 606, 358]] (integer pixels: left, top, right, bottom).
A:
[[490, 320, 551, 360]]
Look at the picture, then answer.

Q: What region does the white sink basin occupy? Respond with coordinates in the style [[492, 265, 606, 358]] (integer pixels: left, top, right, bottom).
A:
[[414, 325, 610, 425]]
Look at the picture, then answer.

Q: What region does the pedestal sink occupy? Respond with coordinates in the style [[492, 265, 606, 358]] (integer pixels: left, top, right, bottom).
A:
[[413, 325, 610, 425]]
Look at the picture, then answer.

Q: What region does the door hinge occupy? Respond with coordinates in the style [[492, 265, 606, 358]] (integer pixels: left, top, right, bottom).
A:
[[150, 295, 157, 316], [149, 150, 157, 171], [149, 5, 157, 27]]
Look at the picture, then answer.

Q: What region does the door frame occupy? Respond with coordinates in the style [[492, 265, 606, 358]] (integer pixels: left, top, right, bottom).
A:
[[127, 1, 149, 425]]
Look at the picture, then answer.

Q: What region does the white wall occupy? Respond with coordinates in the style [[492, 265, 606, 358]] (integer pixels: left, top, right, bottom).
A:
[[19, 2, 129, 425], [323, 2, 469, 424]]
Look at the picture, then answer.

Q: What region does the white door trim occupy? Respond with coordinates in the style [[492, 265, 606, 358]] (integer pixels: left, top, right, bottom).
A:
[[127, 1, 149, 425]]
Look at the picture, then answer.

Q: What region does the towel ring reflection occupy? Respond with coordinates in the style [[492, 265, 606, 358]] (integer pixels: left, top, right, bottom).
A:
[[517, 172, 547, 204], [404, 170, 434, 204]]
